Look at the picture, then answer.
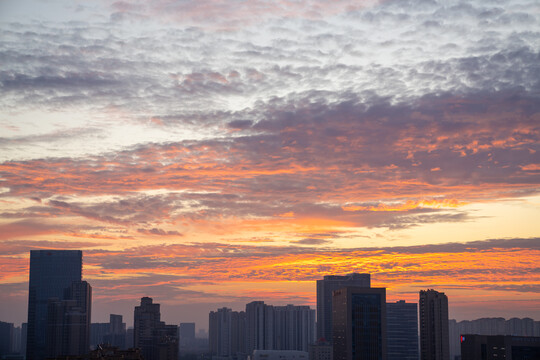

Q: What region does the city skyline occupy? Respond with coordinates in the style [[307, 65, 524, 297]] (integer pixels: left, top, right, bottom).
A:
[[1, 0, 539, 331]]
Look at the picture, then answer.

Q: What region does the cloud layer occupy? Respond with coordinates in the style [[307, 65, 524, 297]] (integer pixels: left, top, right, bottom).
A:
[[0, 0, 539, 325]]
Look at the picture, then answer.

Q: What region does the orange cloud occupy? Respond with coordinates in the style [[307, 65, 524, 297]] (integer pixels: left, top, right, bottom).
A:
[[342, 198, 466, 212]]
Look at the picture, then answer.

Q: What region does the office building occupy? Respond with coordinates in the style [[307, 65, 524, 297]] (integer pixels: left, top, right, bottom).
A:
[[134, 297, 178, 360], [386, 300, 418, 360], [419, 289, 449, 360], [27, 250, 83, 360], [332, 286, 387, 360], [316, 273, 370, 342], [460, 334, 540, 360], [45, 280, 92, 357]]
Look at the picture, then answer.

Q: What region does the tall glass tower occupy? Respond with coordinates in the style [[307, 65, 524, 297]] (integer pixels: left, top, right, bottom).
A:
[[26, 250, 82, 360]]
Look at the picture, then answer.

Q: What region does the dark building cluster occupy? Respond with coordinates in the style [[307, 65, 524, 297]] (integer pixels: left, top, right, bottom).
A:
[[1, 250, 539, 360]]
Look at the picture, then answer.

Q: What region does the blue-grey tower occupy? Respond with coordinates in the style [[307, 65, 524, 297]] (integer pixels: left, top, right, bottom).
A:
[[387, 300, 418, 360], [26, 250, 82, 360]]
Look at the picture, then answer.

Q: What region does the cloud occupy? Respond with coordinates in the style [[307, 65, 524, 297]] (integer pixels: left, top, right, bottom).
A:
[[290, 238, 332, 246], [137, 228, 183, 236]]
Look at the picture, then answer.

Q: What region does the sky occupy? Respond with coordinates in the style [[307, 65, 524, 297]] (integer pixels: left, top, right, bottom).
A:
[[0, 0, 539, 330]]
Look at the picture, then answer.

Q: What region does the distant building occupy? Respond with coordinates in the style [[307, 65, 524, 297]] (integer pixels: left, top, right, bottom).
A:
[[246, 301, 274, 353], [316, 273, 370, 342], [133, 297, 178, 360], [179, 323, 196, 347], [332, 286, 387, 360], [244, 301, 315, 354], [27, 250, 83, 360], [0, 321, 14, 356], [460, 334, 540, 360], [90, 323, 110, 349], [125, 328, 134, 349], [273, 305, 315, 352], [250, 350, 308, 360], [103, 314, 127, 349], [449, 317, 540, 359], [386, 300, 418, 360], [209, 308, 247, 359], [419, 289, 449, 360]]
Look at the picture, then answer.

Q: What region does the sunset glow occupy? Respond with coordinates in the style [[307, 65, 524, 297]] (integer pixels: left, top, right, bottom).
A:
[[0, 0, 539, 328]]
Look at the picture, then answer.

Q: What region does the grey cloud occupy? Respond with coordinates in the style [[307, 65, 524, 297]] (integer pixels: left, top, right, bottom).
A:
[[290, 238, 332, 246]]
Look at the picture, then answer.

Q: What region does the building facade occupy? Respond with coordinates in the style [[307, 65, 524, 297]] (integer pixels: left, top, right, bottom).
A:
[[332, 286, 387, 360], [45, 280, 92, 357], [133, 297, 178, 360], [316, 274, 371, 343], [419, 289, 449, 360], [26, 250, 83, 360], [386, 300, 418, 360], [460, 334, 540, 360]]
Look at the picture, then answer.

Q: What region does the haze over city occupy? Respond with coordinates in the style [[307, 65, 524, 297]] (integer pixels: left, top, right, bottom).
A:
[[0, 0, 539, 330]]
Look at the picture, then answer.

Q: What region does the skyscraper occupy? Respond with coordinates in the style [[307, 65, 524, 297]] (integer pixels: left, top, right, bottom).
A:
[[316, 273, 370, 342], [419, 289, 449, 360], [27, 250, 83, 360], [386, 300, 418, 360], [332, 286, 387, 360], [134, 297, 178, 360]]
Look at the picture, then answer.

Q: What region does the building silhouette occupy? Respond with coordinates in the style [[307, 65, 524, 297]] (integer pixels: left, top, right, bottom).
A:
[[460, 334, 540, 360], [179, 322, 196, 347], [246, 301, 274, 354], [133, 297, 178, 360], [386, 300, 418, 360], [45, 280, 91, 357], [103, 314, 127, 349], [26, 250, 83, 360], [449, 317, 540, 359], [273, 305, 315, 352], [332, 286, 387, 360], [0, 321, 14, 357], [419, 289, 449, 360], [316, 273, 370, 343], [209, 308, 246, 359]]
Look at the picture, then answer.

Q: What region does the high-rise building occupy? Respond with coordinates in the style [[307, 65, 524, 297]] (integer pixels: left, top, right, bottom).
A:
[[386, 300, 418, 360], [179, 323, 195, 343], [316, 273, 370, 342], [419, 289, 449, 360], [274, 305, 315, 352], [209, 307, 247, 359], [244, 302, 315, 355], [246, 301, 275, 354], [133, 297, 178, 360], [45, 281, 92, 357], [27, 250, 83, 360], [210, 308, 233, 357], [332, 287, 387, 360]]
